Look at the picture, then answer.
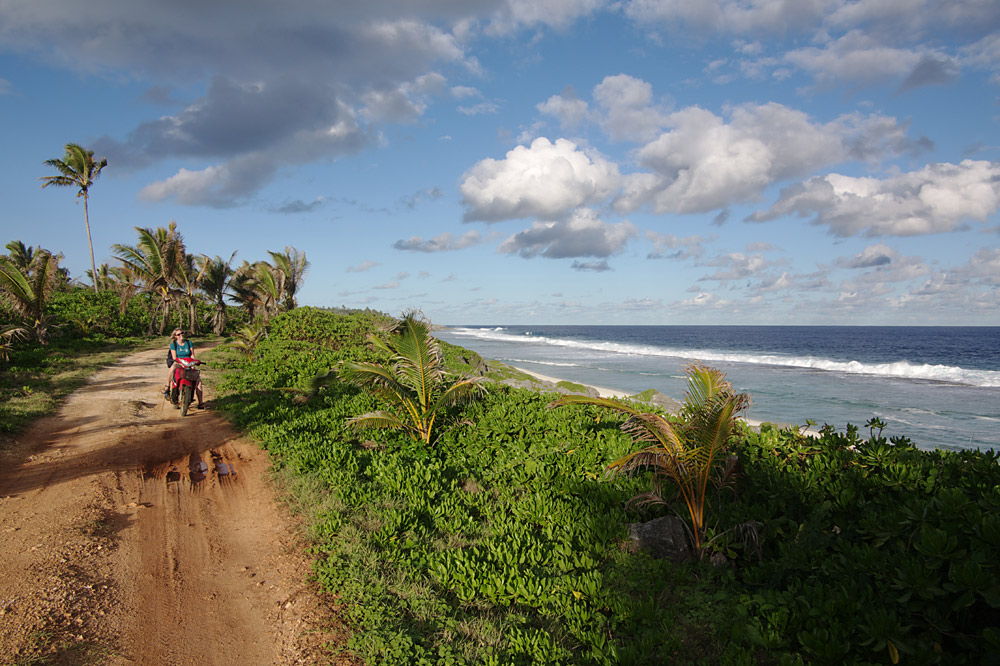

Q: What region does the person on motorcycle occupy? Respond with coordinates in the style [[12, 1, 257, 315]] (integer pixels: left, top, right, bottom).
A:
[[163, 329, 205, 408]]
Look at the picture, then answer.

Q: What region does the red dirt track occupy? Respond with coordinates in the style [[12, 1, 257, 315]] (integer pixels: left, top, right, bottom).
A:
[[0, 346, 349, 664]]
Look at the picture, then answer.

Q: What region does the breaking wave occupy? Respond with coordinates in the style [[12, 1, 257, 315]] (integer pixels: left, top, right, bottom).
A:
[[447, 327, 1000, 388]]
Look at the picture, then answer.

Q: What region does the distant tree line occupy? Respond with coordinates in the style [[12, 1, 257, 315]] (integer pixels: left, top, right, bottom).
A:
[[0, 232, 309, 357]]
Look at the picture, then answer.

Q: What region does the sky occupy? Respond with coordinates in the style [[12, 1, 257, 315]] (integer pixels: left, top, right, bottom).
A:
[[1, 0, 999, 326]]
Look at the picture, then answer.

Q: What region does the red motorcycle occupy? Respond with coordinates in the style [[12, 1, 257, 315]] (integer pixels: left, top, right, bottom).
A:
[[169, 357, 204, 416]]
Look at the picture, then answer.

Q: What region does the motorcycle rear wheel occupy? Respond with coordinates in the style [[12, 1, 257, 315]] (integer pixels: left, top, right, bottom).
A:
[[180, 385, 193, 416]]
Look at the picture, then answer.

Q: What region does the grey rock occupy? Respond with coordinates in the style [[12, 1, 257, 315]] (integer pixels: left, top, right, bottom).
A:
[[709, 551, 730, 568], [626, 516, 694, 563], [630, 390, 682, 414]]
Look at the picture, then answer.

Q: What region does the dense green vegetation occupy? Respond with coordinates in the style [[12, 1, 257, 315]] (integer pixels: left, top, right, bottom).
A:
[[208, 307, 1000, 666]]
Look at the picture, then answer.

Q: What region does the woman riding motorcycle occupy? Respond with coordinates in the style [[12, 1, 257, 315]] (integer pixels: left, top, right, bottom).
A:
[[163, 329, 204, 409]]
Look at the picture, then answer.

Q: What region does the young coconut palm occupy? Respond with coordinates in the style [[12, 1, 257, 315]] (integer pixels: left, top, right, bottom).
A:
[[550, 364, 750, 555], [313, 311, 485, 445], [225, 318, 268, 362], [0, 249, 63, 344]]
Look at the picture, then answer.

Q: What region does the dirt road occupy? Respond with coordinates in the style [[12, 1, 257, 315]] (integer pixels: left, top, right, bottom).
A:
[[0, 347, 348, 665]]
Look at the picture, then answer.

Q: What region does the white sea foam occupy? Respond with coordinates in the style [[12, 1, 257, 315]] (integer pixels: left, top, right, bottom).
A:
[[447, 327, 1000, 388]]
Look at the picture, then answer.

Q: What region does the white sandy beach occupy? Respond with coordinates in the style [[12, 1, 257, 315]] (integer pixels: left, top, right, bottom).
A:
[[511, 366, 630, 399]]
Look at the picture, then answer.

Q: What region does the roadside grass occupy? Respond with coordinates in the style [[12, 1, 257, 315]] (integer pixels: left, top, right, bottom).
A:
[[0, 337, 157, 448], [8, 628, 116, 666]]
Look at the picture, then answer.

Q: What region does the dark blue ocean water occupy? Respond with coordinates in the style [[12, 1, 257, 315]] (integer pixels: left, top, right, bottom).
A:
[[437, 325, 1000, 452]]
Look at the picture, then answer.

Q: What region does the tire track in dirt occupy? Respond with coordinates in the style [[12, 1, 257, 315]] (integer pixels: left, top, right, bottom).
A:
[[0, 346, 353, 665]]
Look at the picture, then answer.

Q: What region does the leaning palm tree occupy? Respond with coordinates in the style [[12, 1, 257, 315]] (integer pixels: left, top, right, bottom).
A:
[[112, 222, 187, 334], [253, 260, 285, 322], [267, 246, 309, 310], [308, 311, 486, 445], [198, 252, 237, 335], [229, 260, 266, 323], [0, 249, 62, 344], [40, 143, 107, 293], [550, 364, 750, 556]]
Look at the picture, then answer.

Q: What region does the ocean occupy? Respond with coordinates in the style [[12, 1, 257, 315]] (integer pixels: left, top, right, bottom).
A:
[[436, 325, 1000, 452]]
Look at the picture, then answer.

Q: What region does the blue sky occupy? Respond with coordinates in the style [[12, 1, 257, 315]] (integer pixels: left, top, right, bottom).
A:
[[2, 0, 998, 325]]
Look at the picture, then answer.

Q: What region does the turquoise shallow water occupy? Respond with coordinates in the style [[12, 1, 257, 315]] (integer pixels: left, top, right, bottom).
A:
[[438, 325, 1000, 452]]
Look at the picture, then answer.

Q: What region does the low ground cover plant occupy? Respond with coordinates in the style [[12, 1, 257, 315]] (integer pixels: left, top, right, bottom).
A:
[[209, 308, 1000, 665]]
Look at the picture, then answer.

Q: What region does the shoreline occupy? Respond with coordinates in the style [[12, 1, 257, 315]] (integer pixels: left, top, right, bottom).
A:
[[510, 364, 817, 436], [510, 366, 630, 399]]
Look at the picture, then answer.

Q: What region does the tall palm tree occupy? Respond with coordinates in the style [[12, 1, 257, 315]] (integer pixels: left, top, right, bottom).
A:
[[0, 249, 62, 344], [550, 364, 750, 556], [40, 143, 108, 293], [112, 222, 187, 334], [198, 252, 237, 335], [267, 246, 309, 310], [317, 311, 486, 445]]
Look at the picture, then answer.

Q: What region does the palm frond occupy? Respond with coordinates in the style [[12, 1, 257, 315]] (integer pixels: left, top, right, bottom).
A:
[[0, 257, 33, 316], [620, 412, 684, 450], [346, 411, 414, 438], [430, 376, 487, 413]]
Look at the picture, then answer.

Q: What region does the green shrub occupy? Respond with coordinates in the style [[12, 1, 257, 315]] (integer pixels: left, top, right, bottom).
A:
[[45, 289, 148, 338]]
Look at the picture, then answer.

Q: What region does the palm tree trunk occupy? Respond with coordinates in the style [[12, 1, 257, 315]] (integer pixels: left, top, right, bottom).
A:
[[159, 299, 169, 335], [83, 194, 98, 293], [188, 299, 198, 335], [215, 296, 226, 335]]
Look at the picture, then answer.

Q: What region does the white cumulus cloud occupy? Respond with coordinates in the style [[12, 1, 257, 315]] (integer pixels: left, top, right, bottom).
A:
[[617, 102, 882, 214], [486, 0, 610, 35], [461, 137, 621, 222], [592, 74, 670, 143], [750, 160, 1000, 237], [537, 86, 591, 130]]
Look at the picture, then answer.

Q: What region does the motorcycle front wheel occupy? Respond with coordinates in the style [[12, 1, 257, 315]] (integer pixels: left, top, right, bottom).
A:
[[180, 385, 193, 416]]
